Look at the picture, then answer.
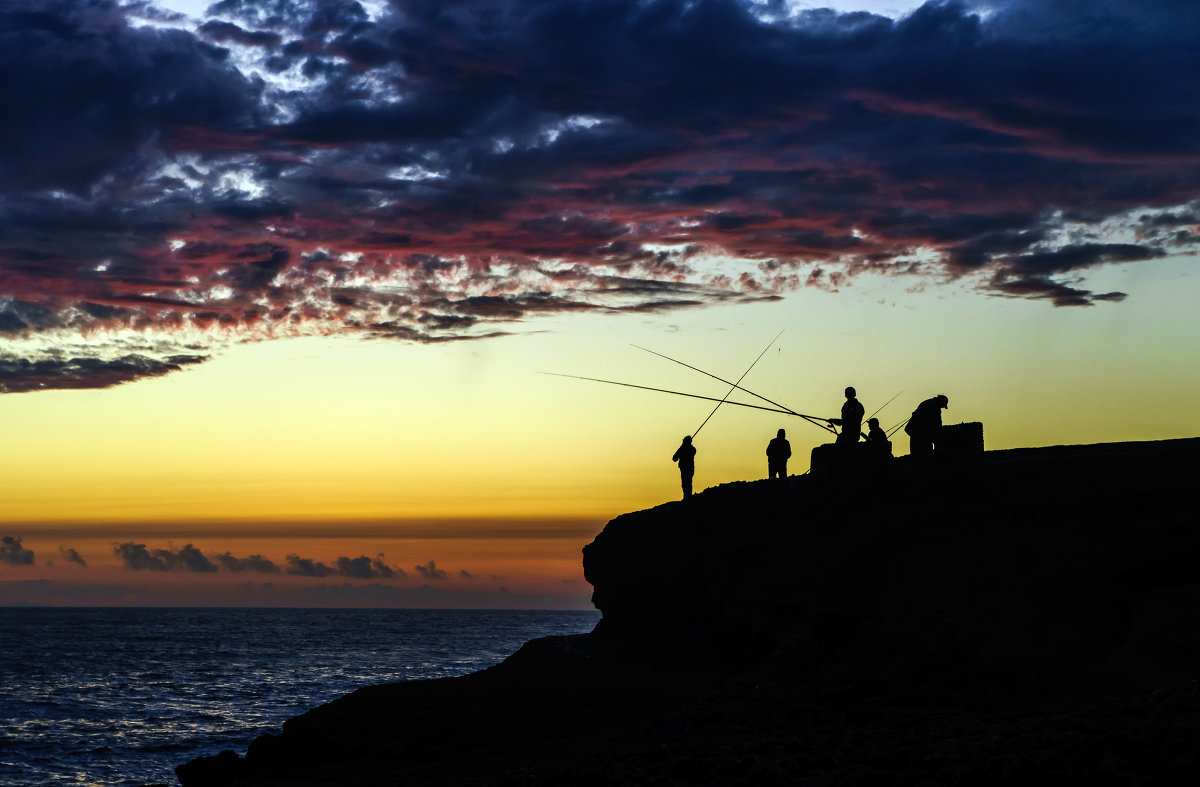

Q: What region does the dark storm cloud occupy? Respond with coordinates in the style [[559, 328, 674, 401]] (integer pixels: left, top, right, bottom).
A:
[[987, 275, 1128, 308], [1136, 204, 1200, 231], [0, 0, 262, 192], [0, 353, 208, 393], [1, 0, 1199, 390], [1003, 244, 1165, 278], [1, 536, 35, 565], [58, 546, 88, 567], [197, 19, 283, 48]]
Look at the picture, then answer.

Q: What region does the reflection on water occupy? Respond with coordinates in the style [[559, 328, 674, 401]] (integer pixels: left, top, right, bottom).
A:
[[0, 607, 599, 786]]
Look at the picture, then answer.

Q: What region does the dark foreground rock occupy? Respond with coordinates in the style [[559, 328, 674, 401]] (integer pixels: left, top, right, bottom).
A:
[[178, 438, 1200, 786]]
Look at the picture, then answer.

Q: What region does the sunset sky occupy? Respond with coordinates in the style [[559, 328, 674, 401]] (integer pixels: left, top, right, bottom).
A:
[[2, 0, 1198, 607]]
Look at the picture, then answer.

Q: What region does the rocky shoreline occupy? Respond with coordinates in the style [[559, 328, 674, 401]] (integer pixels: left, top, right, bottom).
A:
[[178, 437, 1200, 786]]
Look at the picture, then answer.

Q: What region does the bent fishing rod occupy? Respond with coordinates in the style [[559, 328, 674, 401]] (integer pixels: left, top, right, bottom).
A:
[[630, 343, 837, 435]]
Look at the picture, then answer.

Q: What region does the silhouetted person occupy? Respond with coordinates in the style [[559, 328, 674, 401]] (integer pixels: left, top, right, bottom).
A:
[[865, 417, 892, 460], [766, 428, 791, 479], [830, 386, 864, 444], [672, 435, 696, 499], [906, 394, 948, 457]]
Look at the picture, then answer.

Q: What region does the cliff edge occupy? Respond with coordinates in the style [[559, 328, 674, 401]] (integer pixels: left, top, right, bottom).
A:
[[178, 438, 1200, 786], [584, 437, 1200, 686]]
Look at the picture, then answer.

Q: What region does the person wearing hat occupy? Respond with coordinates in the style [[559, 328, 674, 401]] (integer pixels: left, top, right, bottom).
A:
[[865, 417, 893, 461], [905, 394, 949, 457]]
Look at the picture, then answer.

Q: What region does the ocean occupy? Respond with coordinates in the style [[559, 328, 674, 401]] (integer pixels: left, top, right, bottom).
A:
[[0, 607, 600, 787]]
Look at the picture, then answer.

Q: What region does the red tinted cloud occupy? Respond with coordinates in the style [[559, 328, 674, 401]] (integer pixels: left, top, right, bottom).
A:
[[2, 0, 1199, 389]]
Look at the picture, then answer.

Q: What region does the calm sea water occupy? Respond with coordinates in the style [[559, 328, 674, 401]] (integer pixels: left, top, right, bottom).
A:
[[0, 607, 600, 787]]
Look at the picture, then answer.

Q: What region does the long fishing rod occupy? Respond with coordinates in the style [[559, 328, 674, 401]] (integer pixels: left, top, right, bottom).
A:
[[866, 390, 902, 423], [630, 344, 837, 435], [691, 331, 782, 439], [539, 372, 799, 417], [886, 417, 910, 438]]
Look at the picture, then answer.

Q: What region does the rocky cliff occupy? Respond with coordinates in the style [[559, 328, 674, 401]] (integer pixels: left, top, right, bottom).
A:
[[178, 437, 1200, 786], [584, 437, 1200, 686]]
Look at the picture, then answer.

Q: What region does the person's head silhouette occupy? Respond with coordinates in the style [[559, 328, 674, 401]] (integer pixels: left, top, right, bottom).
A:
[[845, 386, 856, 398], [777, 428, 786, 438], [868, 418, 879, 428]]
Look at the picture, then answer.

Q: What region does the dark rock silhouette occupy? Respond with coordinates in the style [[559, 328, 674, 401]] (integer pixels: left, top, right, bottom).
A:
[[177, 437, 1200, 786], [587, 437, 1200, 679]]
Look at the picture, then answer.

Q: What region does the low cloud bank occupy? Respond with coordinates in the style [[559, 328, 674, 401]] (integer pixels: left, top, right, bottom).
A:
[[1, 536, 34, 566], [111, 542, 423, 581], [58, 546, 87, 567], [114, 542, 217, 572], [415, 560, 447, 580]]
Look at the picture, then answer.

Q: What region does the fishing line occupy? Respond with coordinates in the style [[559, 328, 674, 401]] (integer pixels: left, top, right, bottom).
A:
[[538, 372, 797, 416], [630, 342, 836, 435], [691, 330, 782, 439]]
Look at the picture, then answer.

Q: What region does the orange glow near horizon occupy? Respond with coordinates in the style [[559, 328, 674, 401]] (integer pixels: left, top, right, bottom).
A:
[[3, 264, 1199, 607], [2, 533, 594, 608]]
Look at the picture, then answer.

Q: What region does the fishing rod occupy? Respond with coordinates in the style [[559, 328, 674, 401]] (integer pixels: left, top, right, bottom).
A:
[[538, 372, 800, 417], [843, 390, 905, 441], [630, 344, 837, 435], [691, 331, 781, 439], [866, 390, 902, 423], [886, 417, 910, 438]]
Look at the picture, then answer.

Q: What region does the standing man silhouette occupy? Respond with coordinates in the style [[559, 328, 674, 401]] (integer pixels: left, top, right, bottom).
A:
[[672, 435, 697, 499], [766, 428, 791, 479], [831, 386, 864, 444]]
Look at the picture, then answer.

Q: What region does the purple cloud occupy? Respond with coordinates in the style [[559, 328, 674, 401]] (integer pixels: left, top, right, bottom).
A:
[[1, 0, 1198, 389]]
